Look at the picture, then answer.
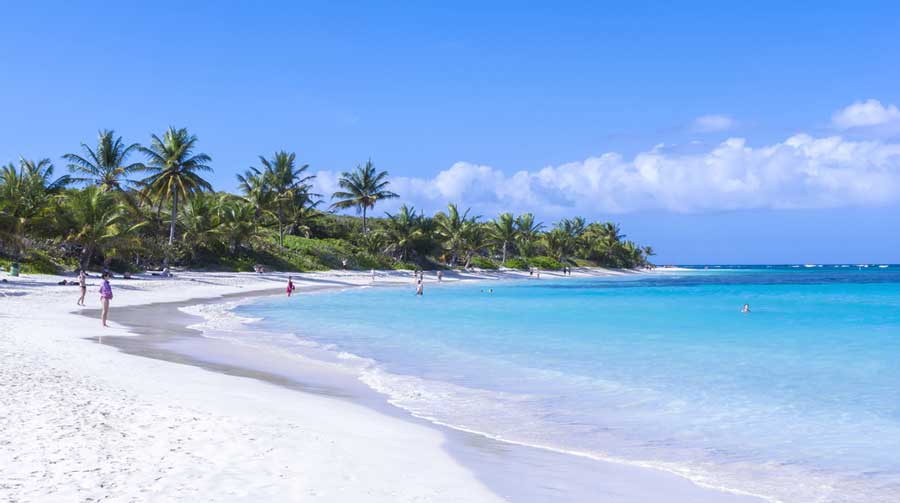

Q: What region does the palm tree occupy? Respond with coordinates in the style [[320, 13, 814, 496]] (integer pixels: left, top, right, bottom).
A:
[[330, 160, 398, 235], [489, 212, 517, 265], [621, 240, 644, 268], [139, 127, 213, 250], [256, 151, 316, 248], [384, 204, 424, 261], [0, 158, 69, 257], [64, 130, 144, 192], [558, 217, 586, 240], [61, 186, 145, 269], [580, 221, 627, 264], [602, 222, 625, 242], [434, 203, 476, 266], [289, 196, 322, 238], [236, 166, 272, 219], [357, 230, 388, 256], [462, 222, 488, 269], [179, 192, 222, 258], [544, 221, 579, 263], [641, 245, 655, 265], [515, 213, 543, 259], [218, 198, 260, 253]]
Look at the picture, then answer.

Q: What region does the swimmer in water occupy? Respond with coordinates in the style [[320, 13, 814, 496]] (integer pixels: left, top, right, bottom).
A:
[[742, 303, 750, 313]]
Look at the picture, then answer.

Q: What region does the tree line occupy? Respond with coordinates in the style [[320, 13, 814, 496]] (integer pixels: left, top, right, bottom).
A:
[[0, 128, 654, 273]]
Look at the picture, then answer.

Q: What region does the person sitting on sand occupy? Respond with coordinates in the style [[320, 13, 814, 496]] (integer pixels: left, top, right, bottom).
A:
[[99, 272, 113, 327], [77, 269, 87, 306], [742, 303, 750, 313], [287, 276, 296, 297]]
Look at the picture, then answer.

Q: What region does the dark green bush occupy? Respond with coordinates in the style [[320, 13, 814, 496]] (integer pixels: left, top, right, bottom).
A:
[[0, 250, 62, 274], [469, 256, 498, 270], [528, 256, 563, 270], [503, 258, 529, 270]]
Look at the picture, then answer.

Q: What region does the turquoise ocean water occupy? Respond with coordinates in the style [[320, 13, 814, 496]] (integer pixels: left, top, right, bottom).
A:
[[232, 267, 900, 502]]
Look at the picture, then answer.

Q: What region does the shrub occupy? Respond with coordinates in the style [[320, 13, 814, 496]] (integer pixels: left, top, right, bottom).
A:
[[469, 256, 498, 270], [106, 257, 142, 274], [1, 250, 64, 274], [351, 252, 394, 270], [528, 256, 563, 270], [217, 255, 258, 272], [503, 258, 529, 270]]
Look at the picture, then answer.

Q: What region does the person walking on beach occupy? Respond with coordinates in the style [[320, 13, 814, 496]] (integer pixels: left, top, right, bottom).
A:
[[77, 269, 87, 306], [287, 276, 296, 297], [437, 270, 443, 282], [99, 272, 113, 327]]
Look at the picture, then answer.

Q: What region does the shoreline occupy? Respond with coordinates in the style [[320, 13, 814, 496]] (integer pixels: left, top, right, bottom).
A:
[[2, 268, 763, 502]]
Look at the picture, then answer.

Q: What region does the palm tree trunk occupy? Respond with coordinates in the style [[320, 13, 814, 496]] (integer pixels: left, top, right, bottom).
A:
[[168, 191, 178, 245], [81, 246, 93, 271], [362, 206, 368, 235], [164, 191, 178, 268], [278, 205, 285, 249], [502, 241, 508, 264]]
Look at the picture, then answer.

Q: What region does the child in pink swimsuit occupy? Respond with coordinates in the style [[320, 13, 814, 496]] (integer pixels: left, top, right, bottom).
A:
[[99, 273, 113, 327]]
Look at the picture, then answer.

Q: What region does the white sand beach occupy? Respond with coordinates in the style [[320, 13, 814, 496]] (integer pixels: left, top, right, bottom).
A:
[[1, 268, 760, 503]]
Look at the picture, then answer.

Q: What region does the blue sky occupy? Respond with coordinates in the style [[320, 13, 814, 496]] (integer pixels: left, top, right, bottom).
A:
[[3, 1, 900, 263]]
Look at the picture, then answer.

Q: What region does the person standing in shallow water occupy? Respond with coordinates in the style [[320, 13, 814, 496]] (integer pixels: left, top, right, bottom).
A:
[[287, 276, 296, 297], [416, 278, 424, 296], [77, 269, 87, 306], [99, 273, 113, 327]]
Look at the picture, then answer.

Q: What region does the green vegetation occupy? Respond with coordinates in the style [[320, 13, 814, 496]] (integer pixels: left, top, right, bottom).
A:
[[0, 128, 655, 273]]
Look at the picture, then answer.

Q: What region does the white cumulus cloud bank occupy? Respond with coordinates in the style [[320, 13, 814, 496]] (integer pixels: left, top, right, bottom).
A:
[[832, 99, 900, 130], [691, 114, 738, 133], [314, 134, 900, 217]]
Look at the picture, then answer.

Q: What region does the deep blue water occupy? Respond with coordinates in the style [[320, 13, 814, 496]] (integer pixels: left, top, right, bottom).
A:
[[234, 267, 900, 502]]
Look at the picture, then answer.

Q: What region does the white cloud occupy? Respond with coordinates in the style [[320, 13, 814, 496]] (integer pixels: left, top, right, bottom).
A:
[[832, 99, 900, 129], [315, 134, 900, 217], [691, 114, 737, 133]]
